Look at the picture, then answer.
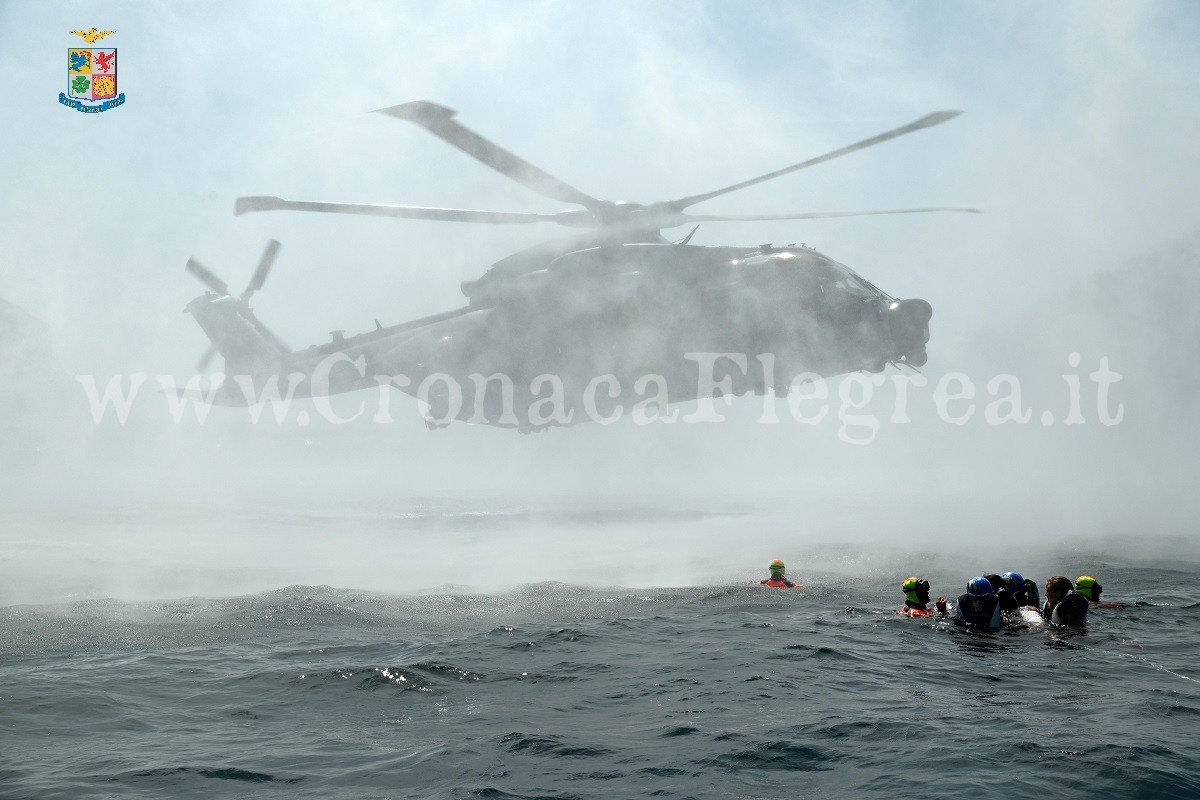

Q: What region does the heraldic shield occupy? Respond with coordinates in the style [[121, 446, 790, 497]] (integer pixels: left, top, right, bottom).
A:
[[68, 47, 117, 101]]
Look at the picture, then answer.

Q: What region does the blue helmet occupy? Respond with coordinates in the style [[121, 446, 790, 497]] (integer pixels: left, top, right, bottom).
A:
[[967, 576, 993, 596], [1001, 571, 1024, 591]]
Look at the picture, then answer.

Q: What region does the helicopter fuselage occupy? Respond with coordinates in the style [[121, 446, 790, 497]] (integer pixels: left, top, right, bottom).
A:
[[186, 240, 931, 430]]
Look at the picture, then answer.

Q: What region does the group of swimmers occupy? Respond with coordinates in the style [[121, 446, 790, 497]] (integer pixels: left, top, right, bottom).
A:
[[761, 559, 1117, 630]]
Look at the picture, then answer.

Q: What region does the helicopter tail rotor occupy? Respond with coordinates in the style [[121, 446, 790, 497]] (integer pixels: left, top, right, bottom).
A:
[[185, 257, 230, 296], [184, 240, 290, 373], [241, 238, 281, 301]]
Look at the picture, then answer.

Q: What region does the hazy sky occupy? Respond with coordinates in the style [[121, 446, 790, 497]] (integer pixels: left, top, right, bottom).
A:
[[3, 1, 1198, 371], [2, 2, 1199, 577]]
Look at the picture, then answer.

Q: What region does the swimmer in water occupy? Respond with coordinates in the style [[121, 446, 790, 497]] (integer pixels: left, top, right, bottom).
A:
[[955, 576, 1003, 630], [897, 577, 949, 617], [985, 573, 1018, 612], [1000, 571, 1041, 609], [760, 559, 800, 588], [1042, 576, 1089, 626], [1075, 575, 1124, 609]]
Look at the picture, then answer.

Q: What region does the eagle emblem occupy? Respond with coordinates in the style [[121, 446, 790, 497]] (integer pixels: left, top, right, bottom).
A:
[[70, 28, 116, 44]]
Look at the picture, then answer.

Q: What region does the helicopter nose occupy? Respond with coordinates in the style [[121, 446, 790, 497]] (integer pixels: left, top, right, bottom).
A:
[[888, 298, 932, 365]]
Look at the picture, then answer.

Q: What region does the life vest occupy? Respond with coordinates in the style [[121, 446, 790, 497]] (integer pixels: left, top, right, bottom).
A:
[[1045, 591, 1089, 626], [956, 592, 1002, 630], [897, 606, 931, 617], [761, 578, 797, 588]]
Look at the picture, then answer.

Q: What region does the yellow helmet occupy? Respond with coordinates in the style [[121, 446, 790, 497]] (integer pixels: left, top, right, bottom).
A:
[[902, 576, 930, 604], [1075, 575, 1102, 601]]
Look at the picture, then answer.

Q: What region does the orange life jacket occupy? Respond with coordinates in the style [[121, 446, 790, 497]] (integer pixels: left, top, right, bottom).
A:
[[761, 579, 802, 588], [897, 607, 931, 617]]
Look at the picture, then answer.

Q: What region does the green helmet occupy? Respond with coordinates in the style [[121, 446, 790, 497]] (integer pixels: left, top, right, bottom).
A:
[[1075, 575, 1102, 601], [769, 558, 786, 576], [902, 576, 930, 605]]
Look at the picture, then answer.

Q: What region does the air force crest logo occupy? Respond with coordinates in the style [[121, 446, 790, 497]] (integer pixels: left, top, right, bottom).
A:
[[60, 28, 125, 113]]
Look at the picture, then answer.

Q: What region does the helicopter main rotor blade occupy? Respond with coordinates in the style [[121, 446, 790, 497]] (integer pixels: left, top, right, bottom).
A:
[[185, 257, 230, 296], [374, 101, 603, 210], [236, 195, 558, 225], [678, 206, 981, 224], [241, 239, 281, 301], [669, 110, 964, 210]]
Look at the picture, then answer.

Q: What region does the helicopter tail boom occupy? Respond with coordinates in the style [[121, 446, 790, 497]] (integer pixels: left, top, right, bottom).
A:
[[185, 294, 291, 376]]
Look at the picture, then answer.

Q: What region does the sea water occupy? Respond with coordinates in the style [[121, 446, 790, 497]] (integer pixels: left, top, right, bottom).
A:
[[3, 532, 1197, 800]]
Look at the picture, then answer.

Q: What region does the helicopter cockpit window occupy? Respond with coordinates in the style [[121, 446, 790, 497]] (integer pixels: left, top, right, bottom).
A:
[[822, 264, 876, 298]]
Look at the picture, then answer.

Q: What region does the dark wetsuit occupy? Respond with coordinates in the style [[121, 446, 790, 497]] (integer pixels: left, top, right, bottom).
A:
[[956, 592, 1003, 630], [1012, 579, 1040, 609], [996, 588, 1018, 612], [1042, 591, 1089, 626], [986, 575, 1018, 612]]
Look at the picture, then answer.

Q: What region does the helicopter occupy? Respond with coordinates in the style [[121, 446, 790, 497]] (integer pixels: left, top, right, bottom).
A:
[[183, 101, 976, 431]]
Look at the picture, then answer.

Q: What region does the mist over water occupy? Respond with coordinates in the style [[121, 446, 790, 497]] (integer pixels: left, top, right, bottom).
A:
[[6, 230, 1197, 603]]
